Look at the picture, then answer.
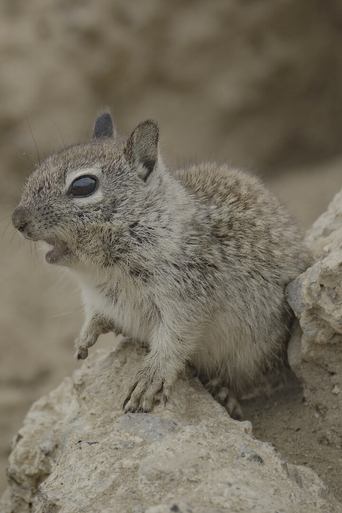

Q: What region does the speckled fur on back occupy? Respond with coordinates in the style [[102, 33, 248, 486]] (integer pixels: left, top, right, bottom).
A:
[[12, 114, 310, 416]]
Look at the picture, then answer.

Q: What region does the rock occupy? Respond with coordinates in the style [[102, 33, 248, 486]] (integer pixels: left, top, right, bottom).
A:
[[287, 189, 342, 356], [306, 189, 342, 258], [1, 339, 340, 513], [286, 189, 342, 451]]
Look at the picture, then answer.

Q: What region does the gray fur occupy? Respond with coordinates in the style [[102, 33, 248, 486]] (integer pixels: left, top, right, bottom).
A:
[[12, 117, 310, 416]]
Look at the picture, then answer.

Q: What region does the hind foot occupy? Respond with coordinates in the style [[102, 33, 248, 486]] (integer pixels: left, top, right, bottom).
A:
[[205, 378, 243, 420]]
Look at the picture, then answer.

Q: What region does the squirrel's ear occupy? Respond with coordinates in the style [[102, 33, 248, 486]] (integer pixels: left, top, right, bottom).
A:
[[92, 112, 115, 139], [124, 120, 159, 182]]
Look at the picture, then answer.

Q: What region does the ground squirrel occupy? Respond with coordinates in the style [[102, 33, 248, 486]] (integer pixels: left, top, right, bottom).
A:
[[12, 113, 309, 418]]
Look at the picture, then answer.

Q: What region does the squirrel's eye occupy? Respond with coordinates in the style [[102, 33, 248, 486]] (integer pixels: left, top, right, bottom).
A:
[[68, 175, 98, 197]]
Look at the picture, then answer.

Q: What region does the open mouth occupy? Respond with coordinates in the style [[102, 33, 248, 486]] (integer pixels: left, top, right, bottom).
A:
[[41, 238, 70, 264]]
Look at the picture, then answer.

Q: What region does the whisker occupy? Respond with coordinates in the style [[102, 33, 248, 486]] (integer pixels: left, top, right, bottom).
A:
[[50, 119, 66, 149], [47, 305, 83, 320], [25, 118, 41, 166], [0, 220, 12, 239], [9, 231, 16, 244], [0, 213, 11, 222], [29, 241, 35, 258]]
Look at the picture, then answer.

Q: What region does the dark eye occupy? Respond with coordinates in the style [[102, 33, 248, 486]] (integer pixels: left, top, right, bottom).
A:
[[68, 175, 98, 197]]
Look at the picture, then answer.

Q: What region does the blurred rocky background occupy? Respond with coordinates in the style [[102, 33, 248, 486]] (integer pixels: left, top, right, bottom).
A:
[[0, 0, 341, 496]]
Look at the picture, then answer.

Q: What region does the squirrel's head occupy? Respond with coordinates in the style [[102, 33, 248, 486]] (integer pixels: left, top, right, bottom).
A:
[[12, 113, 165, 268]]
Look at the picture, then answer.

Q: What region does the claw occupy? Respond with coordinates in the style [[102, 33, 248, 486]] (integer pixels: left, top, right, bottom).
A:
[[123, 371, 165, 413], [162, 390, 169, 407], [204, 378, 243, 420], [75, 347, 88, 360]]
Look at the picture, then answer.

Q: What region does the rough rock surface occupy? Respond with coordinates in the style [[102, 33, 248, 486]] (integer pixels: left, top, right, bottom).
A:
[[287, 189, 342, 450], [1, 339, 341, 513], [2, 0, 342, 203]]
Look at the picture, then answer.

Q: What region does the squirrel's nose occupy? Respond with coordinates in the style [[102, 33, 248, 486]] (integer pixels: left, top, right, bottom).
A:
[[12, 206, 30, 233]]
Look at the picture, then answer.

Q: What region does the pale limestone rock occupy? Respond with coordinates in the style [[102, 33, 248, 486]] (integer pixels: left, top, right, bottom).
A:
[[1, 340, 340, 513], [286, 189, 342, 453], [306, 189, 342, 258], [287, 189, 342, 356]]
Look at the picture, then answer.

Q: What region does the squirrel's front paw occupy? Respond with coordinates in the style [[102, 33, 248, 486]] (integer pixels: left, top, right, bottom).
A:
[[123, 369, 172, 413], [74, 337, 89, 360], [75, 346, 89, 360]]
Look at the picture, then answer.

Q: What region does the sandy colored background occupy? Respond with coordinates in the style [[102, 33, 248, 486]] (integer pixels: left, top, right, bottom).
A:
[[1, 0, 342, 494]]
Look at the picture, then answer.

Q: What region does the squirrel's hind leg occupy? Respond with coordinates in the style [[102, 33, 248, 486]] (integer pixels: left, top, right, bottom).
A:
[[204, 377, 243, 420]]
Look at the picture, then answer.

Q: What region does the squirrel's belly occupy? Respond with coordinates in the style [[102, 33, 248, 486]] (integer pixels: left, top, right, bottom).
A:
[[111, 302, 153, 342]]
